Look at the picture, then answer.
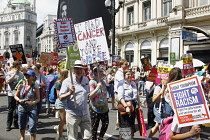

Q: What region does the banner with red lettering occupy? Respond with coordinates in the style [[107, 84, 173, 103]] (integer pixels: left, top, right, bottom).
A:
[[182, 53, 194, 76], [51, 52, 58, 66], [74, 17, 110, 65], [54, 18, 76, 48], [168, 76, 210, 127]]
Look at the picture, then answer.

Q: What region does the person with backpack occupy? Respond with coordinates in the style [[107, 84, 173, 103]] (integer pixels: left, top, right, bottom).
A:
[[147, 67, 182, 139], [14, 70, 40, 140], [45, 67, 58, 114]]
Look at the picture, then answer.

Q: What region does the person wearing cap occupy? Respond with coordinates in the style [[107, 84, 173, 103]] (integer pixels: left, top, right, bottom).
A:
[[14, 70, 40, 140], [5, 60, 24, 131], [59, 60, 91, 140]]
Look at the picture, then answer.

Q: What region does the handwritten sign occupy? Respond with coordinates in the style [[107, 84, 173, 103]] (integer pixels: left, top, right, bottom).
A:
[[168, 76, 210, 127], [39, 52, 53, 65], [74, 17, 110, 65], [54, 18, 76, 48], [182, 53, 194, 76], [9, 44, 27, 64], [156, 64, 172, 84], [147, 68, 157, 82]]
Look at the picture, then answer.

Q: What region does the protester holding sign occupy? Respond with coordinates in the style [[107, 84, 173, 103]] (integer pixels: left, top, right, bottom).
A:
[[89, 67, 109, 140], [59, 60, 91, 140], [148, 67, 182, 138]]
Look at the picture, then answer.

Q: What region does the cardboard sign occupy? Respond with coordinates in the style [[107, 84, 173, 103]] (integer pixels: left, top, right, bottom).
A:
[[156, 64, 172, 84], [9, 44, 27, 64], [168, 76, 210, 128], [39, 52, 53, 64], [54, 18, 76, 48], [65, 44, 80, 69], [146, 68, 157, 82], [74, 17, 110, 65], [0, 56, 4, 61], [182, 53, 194, 76]]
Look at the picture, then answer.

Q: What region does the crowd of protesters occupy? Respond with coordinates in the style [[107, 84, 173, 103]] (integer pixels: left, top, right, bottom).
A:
[[1, 58, 210, 140]]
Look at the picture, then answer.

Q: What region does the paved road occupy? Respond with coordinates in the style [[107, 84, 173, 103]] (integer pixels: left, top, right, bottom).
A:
[[0, 94, 210, 140]]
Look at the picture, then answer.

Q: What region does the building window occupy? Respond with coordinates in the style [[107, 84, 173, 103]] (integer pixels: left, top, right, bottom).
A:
[[125, 43, 134, 66], [14, 31, 19, 44], [127, 6, 134, 25], [198, 0, 210, 6], [5, 32, 9, 49], [143, 0, 151, 21], [159, 38, 169, 58], [163, 0, 172, 16]]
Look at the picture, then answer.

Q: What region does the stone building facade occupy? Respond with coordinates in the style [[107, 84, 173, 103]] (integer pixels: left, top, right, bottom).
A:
[[115, 0, 210, 66]]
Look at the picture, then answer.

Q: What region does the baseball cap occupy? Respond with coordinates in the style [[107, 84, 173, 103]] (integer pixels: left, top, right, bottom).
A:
[[24, 70, 36, 76]]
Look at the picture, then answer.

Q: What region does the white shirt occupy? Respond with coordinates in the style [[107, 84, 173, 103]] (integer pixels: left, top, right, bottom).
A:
[[114, 68, 124, 92]]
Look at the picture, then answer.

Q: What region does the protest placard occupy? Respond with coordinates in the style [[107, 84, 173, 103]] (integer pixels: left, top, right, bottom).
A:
[[54, 18, 76, 48], [51, 52, 58, 66], [182, 53, 194, 76], [0, 56, 4, 61], [74, 17, 110, 65], [156, 63, 172, 84], [9, 44, 27, 64], [39, 52, 53, 65], [168, 76, 210, 128], [65, 44, 80, 69], [146, 68, 157, 82]]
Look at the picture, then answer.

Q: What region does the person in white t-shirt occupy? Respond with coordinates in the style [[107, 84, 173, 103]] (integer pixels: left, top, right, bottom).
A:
[[114, 59, 128, 130]]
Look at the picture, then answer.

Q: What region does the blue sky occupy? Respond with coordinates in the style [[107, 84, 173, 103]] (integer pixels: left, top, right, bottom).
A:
[[0, 0, 59, 26]]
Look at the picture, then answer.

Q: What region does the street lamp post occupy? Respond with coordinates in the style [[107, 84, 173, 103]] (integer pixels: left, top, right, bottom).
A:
[[105, 0, 124, 56]]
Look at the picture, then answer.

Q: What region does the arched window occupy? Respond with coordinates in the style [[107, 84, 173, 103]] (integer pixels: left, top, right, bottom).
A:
[[159, 38, 169, 58], [125, 43, 134, 66], [140, 40, 151, 61]]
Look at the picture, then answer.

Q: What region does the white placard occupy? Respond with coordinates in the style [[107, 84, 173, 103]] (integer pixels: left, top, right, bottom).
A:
[[74, 17, 110, 65]]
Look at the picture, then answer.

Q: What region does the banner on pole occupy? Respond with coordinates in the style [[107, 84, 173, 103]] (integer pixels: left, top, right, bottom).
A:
[[54, 18, 76, 48], [65, 44, 80, 69], [156, 63, 172, 84], [182, 53, 194, 76], [168, 76, 210, 128], [74, 17, 110, 65], [146, 68, 157, 82], [9, 44, 27, 64]]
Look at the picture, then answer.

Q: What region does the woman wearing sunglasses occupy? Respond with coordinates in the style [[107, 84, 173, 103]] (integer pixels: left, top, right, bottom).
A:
[[14, 70, 40, 140]]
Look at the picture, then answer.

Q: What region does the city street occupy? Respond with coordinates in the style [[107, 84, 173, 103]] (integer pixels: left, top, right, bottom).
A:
[[0, 93, 210, 140]]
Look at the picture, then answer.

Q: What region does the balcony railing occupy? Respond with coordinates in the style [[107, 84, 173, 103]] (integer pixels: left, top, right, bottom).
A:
[[157, 17, 168, 25], [185, 5, 210, 17]]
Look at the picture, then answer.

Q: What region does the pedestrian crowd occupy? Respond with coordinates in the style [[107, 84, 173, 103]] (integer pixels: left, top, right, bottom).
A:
[[1, 59, 210, 140]]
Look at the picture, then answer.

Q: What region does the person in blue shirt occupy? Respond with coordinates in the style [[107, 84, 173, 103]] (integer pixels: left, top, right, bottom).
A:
[[45, 67, 58, 114]]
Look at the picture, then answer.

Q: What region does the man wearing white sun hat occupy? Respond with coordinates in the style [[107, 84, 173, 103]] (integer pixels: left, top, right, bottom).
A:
[[59, 60, 91, 140]]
